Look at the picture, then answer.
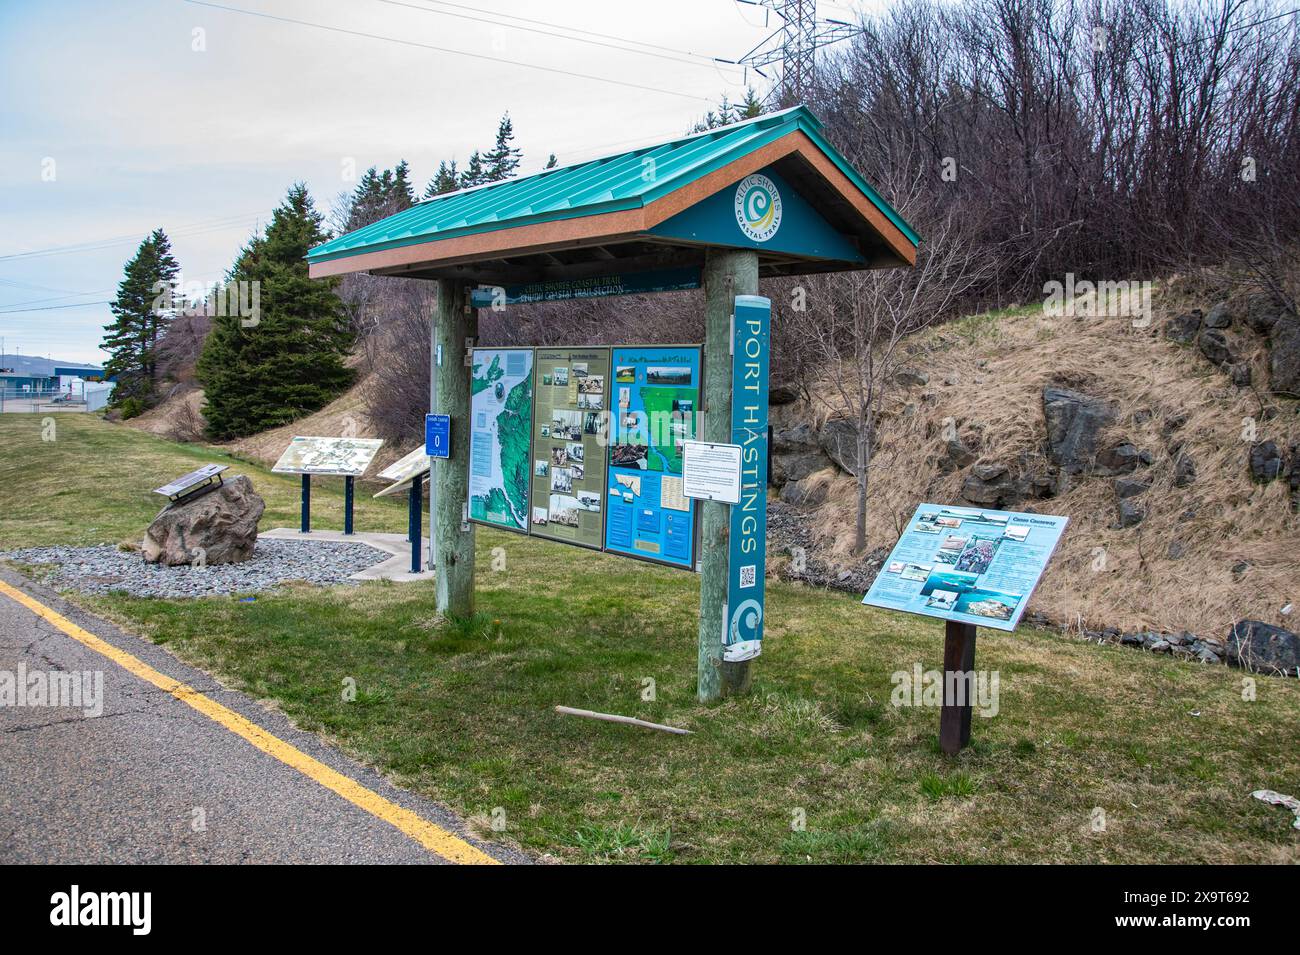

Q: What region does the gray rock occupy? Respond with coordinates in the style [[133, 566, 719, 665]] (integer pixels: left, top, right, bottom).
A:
[[1245, 292, 1287, 334], [1225, 620, 1300, 676], [938, 437, 977, 472], [779, 471, 831, 507], [772, 422, 820, 454], [1042, 386, 1117, 474], [1198, 328, 1237, 368], [774, 450, 831, 486], [1096, 442, 1146, 475], [1249, 440, 1284, 483], [1149, 639, 1171, 653], [1117, 498, 1145, 527], [142, 476, 265, 566], [1269, 315, 1300, 398], [1120, 632, 1144, 646], [1197, 648, 1222, 665], [1203, 301, 1232, 329], [894, 368, 928, 387], [768, 385, 798, 406], [1164, 310, 1202, 345], [1114, 476, 1151, 498], [960, 465, 1021, 508], [818, 417, 859, 474], [1173, 453, 1197, 487], [973, 462, 1008, 481], [1229, 363, 1253, 387]]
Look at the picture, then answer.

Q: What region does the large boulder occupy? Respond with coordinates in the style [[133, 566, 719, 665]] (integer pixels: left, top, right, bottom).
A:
[[1198, 328, 1238, 369], [1042, 386, 1116, 474], [960, 463, 1020, 508], [142, 475, 264, 566], [1249, 440, 1284, 483], [1269, 316, 1300, 398], [1164, 309, 1202, 345], [1225, 620, 1300, 676], [818, 417, 860, 474]]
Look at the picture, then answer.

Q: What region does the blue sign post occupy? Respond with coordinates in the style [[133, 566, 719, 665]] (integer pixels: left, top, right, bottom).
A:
[[723, 295, 771, 662], [425, 413, 451, 459]]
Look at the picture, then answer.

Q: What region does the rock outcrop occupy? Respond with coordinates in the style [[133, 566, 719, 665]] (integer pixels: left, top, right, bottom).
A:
[[1042, 386, 1116, 473], [142, 475, 264, 566], [1226, 620, 1300, 676]]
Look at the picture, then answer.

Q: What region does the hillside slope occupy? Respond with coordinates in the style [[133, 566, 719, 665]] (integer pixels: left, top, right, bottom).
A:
[[772, 281, 1298, 641]]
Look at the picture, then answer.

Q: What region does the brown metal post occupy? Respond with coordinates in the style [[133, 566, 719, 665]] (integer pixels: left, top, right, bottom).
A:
[[939, 620, 977, 755]]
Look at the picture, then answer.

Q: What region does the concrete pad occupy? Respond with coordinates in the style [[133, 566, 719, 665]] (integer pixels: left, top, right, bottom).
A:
[[259, 528, 436, 583]]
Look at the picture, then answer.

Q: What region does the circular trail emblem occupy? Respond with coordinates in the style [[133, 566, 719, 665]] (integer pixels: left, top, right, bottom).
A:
[[734, 174, 782, 242]]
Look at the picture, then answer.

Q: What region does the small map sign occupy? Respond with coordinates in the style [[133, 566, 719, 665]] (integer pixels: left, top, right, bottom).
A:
[[153, 464, 227, 500], [425, 414, 451, 459], [862, 504, 1069, 632], [374, 446, 431, 498], [271, 437, 383, 477], [681, 441, 742, 505]]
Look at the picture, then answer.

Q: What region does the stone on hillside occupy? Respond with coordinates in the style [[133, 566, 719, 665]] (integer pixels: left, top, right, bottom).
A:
[[1114, 476, 1151, 498], [1163, 310, 1202, 345], [768, 385, 798, 406], [1289, 441, 1300, 512], [1229, 363, 1253, 388], [1198, 328, 1237, 368], [1249, 440, 1284, 483], [1225, 620, 1300, 676], [938, 436, 977, 473], [1269, 316, 1300, 398], [779, 470, 832, 507], [1173, 452, 1198, 487], [960, 464, 1020, 508], [1042, 386, 1117, 474], [774, 450, 831, 487], [142, 475, 264, 566], [1203, 301, 1232, 329], [1095, 442, 1149, 475], [1116, 498, 1145, 528], [818, 417, 860, 474], [1245, 292, 1287, 334], [772, 422, 820, 454], [894, 368, 928, 387]]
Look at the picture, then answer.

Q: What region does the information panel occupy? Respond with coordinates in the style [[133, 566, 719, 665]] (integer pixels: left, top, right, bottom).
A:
[[467, 348, 534, 532], [530, 347, 610, 549], [862, 504, 1068, 632], [603, 346, 701, 569]]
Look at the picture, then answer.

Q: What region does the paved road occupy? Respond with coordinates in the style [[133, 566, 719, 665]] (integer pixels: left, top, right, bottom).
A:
[[0, 568, 522, 864]]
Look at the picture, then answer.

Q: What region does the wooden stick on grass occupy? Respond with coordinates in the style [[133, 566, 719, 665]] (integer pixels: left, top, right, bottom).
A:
[[554, 705, 693, 735]]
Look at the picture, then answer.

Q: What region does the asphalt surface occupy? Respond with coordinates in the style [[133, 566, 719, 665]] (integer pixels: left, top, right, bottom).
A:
[[0, 567, 524, 864]]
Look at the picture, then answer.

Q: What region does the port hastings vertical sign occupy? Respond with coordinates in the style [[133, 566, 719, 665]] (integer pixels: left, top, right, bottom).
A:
[[723, 295, 771, 662]]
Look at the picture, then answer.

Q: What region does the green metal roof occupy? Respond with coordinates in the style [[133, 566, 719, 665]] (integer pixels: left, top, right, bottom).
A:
[[307, 106, 918, 267]]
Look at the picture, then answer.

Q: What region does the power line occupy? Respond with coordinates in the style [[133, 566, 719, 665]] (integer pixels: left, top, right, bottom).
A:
[[0, 211, 267, 263], [374, 0, 743, 74], [182, 0, 722, 104], [0, 301, 112, 315]]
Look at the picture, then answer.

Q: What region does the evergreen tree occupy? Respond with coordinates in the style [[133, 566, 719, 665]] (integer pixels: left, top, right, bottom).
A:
[[544, 153, 558, 169], [391, 160, 415, 208], [424, 159, 460, 197], [101, 228, 180, 414], [197, 184, 354, 439], [346, 161, 415, 230], [460, 151, 486, 189], [483, 112, 522, 182]]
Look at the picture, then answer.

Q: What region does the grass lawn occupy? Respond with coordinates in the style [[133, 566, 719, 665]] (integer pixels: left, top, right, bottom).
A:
[[3, 414, 1299, 863]]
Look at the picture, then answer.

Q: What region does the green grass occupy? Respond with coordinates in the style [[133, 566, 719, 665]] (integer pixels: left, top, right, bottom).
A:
[[4, 414, 1300, 863]]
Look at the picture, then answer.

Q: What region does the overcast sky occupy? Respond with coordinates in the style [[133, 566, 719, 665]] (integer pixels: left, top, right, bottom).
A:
[[0, 0, 869, 364]]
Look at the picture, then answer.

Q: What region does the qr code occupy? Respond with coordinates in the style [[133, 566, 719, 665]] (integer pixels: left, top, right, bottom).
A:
[[739, 564, 756, 588]]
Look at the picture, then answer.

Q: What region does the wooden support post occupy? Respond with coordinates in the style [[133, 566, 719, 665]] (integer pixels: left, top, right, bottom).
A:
[[433, 279, 476, 617], [697, 248, 759, 703], [940, 621, 977, 755], [344, 476, 355, 535], [408, 474, 423, 573], [300, 474, 311, 533]]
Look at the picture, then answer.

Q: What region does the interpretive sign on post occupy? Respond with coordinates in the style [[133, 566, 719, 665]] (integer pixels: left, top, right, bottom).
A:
[[723, 294, 771, 663], [682, 441, 742, 504], [467, 348, 534, 532], [603, 346, 701, 569], [424, 414, 451, 459], [374, 446, 432, 499], [863, 503, 1068, 754], [530, 347, 610, 549], [271, 437, 383, 476], [469, 267, 701, 308], [862, 504, 1068, 632]]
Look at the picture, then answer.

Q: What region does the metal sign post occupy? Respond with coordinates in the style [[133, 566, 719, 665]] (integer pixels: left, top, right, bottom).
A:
[[344, 476, 355, 535], [300, 475, 311, 533]]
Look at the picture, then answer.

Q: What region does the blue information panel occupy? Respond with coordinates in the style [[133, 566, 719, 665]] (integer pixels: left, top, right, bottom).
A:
[[604, 346, 701, 569], [723, 295, 770, 662], [425, 413, 451, 459], [862, 504, 1068, 632]]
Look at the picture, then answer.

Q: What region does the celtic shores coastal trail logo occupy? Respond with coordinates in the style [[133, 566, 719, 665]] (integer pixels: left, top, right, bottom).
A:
[[734, 174, 782, 242]]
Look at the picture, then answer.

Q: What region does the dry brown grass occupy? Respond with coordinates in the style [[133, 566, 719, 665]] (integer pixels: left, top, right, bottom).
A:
[[800, 288, 1298, 639]]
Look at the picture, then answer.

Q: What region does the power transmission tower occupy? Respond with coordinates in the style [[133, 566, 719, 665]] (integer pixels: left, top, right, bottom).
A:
[[732, 0, 861, 105]]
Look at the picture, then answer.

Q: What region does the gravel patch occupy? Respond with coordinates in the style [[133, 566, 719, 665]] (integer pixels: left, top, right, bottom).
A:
[[1, 539, 390, 599]]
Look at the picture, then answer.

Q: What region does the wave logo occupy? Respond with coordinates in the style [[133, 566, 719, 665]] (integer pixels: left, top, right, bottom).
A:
[[734, 174, 782, 242]]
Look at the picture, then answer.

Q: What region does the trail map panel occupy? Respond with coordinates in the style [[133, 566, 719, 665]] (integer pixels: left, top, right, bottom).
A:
[[271, 437, 383, 476], [467, 348, 534, 532], [530, 347, 610, 549], [862, 504, 1068, 632], [603, 346, 701, 569]]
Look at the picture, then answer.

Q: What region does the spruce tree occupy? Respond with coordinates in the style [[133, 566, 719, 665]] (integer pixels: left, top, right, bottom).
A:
[[101, 228, 179, 414], [197, 184, 354, 439], [424, 160, 460, 197], [460, 151, 486, 189], [483, 113, 521, 182]]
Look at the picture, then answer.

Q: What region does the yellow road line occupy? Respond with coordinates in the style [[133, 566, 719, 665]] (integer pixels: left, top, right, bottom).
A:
[[0, 579, 499, 866]]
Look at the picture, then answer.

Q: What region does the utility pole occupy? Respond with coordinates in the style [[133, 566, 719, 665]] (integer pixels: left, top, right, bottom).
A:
[[733, 0, 861, 105]]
